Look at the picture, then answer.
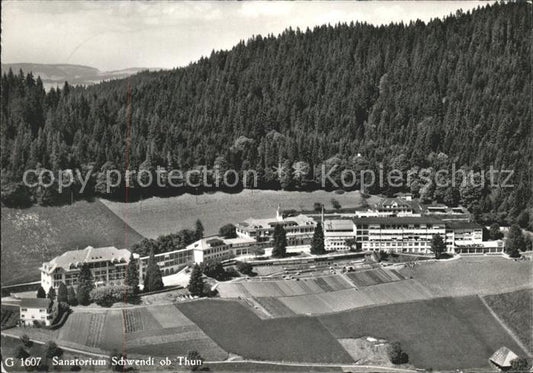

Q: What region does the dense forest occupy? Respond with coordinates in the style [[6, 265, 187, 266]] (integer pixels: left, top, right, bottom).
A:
[[1, 2, 531, 228]]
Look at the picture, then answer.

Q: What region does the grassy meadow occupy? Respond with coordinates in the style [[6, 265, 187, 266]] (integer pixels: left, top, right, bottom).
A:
[[484, 289, 533, 353], [100, 190, 375, 238], [319, 295, 528, 370], [1, 200, 144, 285], [176, 299, 353, 364], [400, 256, 532, 297]]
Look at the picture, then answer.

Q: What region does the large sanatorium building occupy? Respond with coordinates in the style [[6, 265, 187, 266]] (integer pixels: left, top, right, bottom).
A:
[[40, 236, 266, 292], [40, 199, 503, 291]]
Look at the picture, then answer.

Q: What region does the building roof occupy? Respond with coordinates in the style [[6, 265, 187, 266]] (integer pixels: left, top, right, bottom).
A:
[[43, 246, 131, 273], [489, 347, 519, 368], [324, 219, 354, 231], [444, 221, 483, 229], [237, 214, 315, 230], [352, 216, 444, 225], [422, 204, 470, 215], [187, 235, 258, 252], [223, 237, 257, 245], [20, 298, 52, 309], [376, 198, 413, 209]]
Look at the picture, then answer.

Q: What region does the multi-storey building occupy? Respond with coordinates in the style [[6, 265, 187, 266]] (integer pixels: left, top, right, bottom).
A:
[[40, 246, 134, 292], [236, 208, 316, 246], [323, 216, 496, 254], [352, 216, 448, 254], [19, 298, 53, 327], [187, 236, 266, 263], [138, 248, 193, 279], [444, 221, 483, 251], [374, 198, 419, 216], [41, 236, 266, 291], [422, 204, 471, 221], [323, 219, 356, 251]]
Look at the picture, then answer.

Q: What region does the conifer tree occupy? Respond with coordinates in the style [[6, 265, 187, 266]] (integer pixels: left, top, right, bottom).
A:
[[67, 286, 78, 306], [36, 286, 46, 298], [47, 287, 56, 301], [310, 222, 325, 255], [125, 253, 140, 294], [272, 225, 287, 258], [505, 224, 525, 258], [57, 282, 68, 303], [430, 234, 446, 259], [195, 219, 204, 240], [77, 263, 94, 306], [143, 248, 164, 292], [187, 264, 205, 297]]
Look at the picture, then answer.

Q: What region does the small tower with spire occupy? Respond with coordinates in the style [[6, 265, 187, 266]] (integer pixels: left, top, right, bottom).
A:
[[276, 204, 283, 221]]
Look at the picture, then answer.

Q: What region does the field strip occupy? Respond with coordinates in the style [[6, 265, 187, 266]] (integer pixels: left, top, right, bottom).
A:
[[478, 295, 532, 357], [1, 331, 109, 359], [339, 273, 359, 288], [204, 359, 417, 372]]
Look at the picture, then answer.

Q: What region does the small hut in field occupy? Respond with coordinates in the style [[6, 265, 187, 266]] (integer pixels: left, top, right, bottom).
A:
[[489, 346, 519, 371]]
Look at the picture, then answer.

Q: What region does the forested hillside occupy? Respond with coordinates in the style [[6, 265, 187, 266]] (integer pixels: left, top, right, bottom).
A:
[[1, 2, 531, 228]]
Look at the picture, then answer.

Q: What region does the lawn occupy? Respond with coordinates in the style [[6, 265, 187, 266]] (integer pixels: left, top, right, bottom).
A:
[[1, 335, 102, 372], [319, 295, 528, 370], [101, 190, 376, 238], [400, 256, 532, 298], [49, 305, 227, 361], [484, 289, 533, 353], [345, 268, 405, 288], [205, 362, 343, 372], [1, 199, 144, 285], [1, 305, 19, 330], [176, 299, 353, 364], [217, 275, 354, 298]]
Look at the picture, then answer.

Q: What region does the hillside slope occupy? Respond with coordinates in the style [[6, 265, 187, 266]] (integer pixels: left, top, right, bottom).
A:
[[0, 200, 144, 285], [1, 2, 531, 226]]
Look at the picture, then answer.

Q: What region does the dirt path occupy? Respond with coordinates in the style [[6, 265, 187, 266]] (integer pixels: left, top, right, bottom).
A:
[[478, 295, 532, 357], [205, 359, 417, 372]]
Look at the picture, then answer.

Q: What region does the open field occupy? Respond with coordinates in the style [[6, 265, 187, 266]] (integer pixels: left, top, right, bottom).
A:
[[218, 268, 434, 315], [1, 335, 103, 372], [1, 305, 19, 330], [484, 289, 533, 353], [1, 200, 144, 285], [176, 299, 353, 364], [319, 295, 528, 370], [277, 280, 433, 315], [218, 275, 354, 298], [7, 305, 227, 360], [253, 297, 296, 318], [400, 256, 532, 297], [345, 268, 405, 287], [205, 362, 343, 372], [220, 258, 532, 316], [101, 190, 377, 238]]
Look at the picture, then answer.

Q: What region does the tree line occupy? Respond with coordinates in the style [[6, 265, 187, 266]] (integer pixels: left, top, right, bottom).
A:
[[1, 2, 531, 229]]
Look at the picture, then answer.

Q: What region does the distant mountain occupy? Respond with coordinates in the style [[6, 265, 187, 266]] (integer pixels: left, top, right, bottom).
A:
[[0, 63, 162, 90]]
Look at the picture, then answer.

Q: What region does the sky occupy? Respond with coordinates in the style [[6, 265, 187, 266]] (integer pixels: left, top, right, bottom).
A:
[[2, 1, 493, 72]]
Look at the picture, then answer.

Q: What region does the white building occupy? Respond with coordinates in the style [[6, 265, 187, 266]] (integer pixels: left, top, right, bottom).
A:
[[323, 219, 356, 251], [138, 248, 193, 279], [236, 207, 316, 246], [352, 216, 448, 254], [444, 221, 483, 251], [187, 236, 266, 263], [374, 198, 420, 216], [40, 246, 134, 291], [323, 216, 493, 255], [454, 240, 505, 255], [19, 298, 53, 327]]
